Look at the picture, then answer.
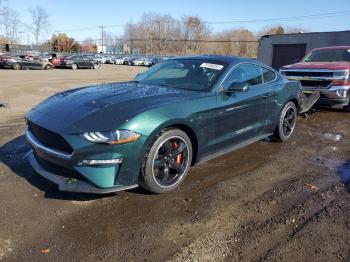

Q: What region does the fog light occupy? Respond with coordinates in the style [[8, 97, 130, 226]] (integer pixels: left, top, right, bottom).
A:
[[79, 158, 123, 166], [336, 89, 348, 98]]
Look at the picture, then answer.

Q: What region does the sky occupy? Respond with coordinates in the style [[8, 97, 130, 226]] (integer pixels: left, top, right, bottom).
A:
[[6, 0, 350, 44]]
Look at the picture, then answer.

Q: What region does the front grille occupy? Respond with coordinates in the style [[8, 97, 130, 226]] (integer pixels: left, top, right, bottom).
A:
[[37, 156, 87, 182], [300, 80, 332, 88], [28, 122, 73, 155], [284, 71, 333, 78]]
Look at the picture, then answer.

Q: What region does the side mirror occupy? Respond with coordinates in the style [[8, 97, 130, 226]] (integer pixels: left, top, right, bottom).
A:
[[226, 82, 249, 93]]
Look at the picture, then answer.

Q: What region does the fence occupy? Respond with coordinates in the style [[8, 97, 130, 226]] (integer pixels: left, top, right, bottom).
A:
[[0, 44, 53, 53]]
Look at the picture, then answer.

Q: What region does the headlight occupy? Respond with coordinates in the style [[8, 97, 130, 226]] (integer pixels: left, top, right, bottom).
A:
[[82, 130, 141, 145], [334, 70, 349, 79]]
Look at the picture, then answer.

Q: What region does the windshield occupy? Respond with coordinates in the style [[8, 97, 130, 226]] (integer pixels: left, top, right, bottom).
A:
[[134, 59, 227, 91], [303, 49, 350, 62]]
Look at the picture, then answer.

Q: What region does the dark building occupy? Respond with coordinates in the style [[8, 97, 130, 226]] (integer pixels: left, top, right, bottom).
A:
[[257, 30, 350, 69]]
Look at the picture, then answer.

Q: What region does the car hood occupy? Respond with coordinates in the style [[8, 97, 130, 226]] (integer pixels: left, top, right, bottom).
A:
[[281, 61, 350, 70], [27, 82, 205, 133]]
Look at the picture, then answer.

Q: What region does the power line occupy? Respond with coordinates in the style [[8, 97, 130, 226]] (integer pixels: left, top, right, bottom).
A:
[[75, 37, 259, 44], [57, 24, 124, 33], [204, 10, 350, 24], [55, 10, 350, 33]]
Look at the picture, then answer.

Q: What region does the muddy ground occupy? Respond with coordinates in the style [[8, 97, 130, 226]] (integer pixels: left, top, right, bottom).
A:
[[0, 65, 349, 262]]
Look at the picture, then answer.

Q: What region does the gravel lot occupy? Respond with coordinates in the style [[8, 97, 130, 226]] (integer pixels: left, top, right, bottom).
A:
[[0, 65, 349, 261]]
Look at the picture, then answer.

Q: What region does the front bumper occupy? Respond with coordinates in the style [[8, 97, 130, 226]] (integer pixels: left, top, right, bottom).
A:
[[302, 85, 350, 109], [27, 151, 137, 194], [25, 123, 145, 193], [2, 62, 15, 69]]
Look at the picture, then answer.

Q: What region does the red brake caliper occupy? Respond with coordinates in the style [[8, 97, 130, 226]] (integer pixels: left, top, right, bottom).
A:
[[172, 141, 182, 165]]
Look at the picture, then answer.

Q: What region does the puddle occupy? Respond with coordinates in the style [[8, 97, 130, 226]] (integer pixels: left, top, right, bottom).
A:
[[310, 156, 350, 188], [320, 133, 342, 142], [338, 163, 350, 185]]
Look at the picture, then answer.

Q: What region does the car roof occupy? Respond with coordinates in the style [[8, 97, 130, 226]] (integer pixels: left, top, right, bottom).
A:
[[312, 46, 350, 51], [170, 55, 265, 67]]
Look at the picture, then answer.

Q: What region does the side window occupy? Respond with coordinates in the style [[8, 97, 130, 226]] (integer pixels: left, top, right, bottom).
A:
[[224, 63, 263, 88], [262, 67, 277, 83]]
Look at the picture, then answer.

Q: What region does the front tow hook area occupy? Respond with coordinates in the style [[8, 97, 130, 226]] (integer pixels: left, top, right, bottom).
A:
[[299, 91, 320, 114]]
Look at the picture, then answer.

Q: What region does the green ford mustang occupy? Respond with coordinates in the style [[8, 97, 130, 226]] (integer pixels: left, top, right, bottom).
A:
[[25, 55, 312, 194]]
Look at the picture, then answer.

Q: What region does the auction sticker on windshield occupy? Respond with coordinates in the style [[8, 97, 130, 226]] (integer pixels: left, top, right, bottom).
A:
[[200, 63, 224, 70]]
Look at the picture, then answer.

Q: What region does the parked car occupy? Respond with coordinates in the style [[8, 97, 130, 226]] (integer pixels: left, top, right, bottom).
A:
[[25, 55, 317, 194], [115, 57, 125, 65], [95, 55, 107, 64], [126, 57, 139, 66], [40, 53, 53, 62], [105, 56, 116, 64], [51, 55, 66, 67], [144, 57, 162, 67], [58, 55, 100, 69], [133, 57, 148, 66], [280, 46, 350, 111], [114, 57, 130, 65], [1, 55, 53, 70], [0, 54, 13, 68]]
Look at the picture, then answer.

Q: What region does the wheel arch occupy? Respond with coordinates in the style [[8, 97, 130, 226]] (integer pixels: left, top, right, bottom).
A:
[[168, 123, 199, 165], [289, 98, 300, 113], [143, 121, 199, 166]]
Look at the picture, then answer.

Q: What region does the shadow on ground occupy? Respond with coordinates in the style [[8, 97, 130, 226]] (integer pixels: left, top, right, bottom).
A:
[[337, 160, 350, 193], [0, 135, 112, 201]]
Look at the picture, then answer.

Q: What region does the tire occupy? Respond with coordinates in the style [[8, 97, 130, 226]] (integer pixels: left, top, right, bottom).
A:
[[13, 63, 21, 70], [344, 102, 350, 112], [140, 129, 193, 194], [44, 64, 52, 70], [71, 63, 78, 70], [92, 63, 99, 70], [274, 102, 297, 142]]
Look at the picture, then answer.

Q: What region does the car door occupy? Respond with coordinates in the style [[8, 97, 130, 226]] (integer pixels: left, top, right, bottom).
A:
[[212, 63, 273, 151], [74, 56, 83, 68], [71, 56, 82, 68], [82, 56, 93, 68], [20, 56, 32, 69], [31, 58, 43, 69], [260, 66, 282, 132]]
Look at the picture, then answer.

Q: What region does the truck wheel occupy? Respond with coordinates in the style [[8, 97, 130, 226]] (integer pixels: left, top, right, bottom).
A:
[[274, 102, 297, 142], [140, 129, 192, 194], [344, 103, 350, 112], [13, 63, 21, 70]]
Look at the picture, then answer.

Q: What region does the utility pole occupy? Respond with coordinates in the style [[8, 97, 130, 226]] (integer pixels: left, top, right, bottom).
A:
[[99, 26, 105, 54], [55, 31, 61, 52]]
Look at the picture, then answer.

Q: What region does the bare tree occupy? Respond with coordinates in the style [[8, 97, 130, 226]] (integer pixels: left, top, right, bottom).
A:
[[257, 25, 309, 39], [3, 9, 21, 43], [28, 5, 50, 44], [82, 37, 95, 46], [0, 0, 7, 17], [211, 28, 257, 57], [181, 16, 211, 54]]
